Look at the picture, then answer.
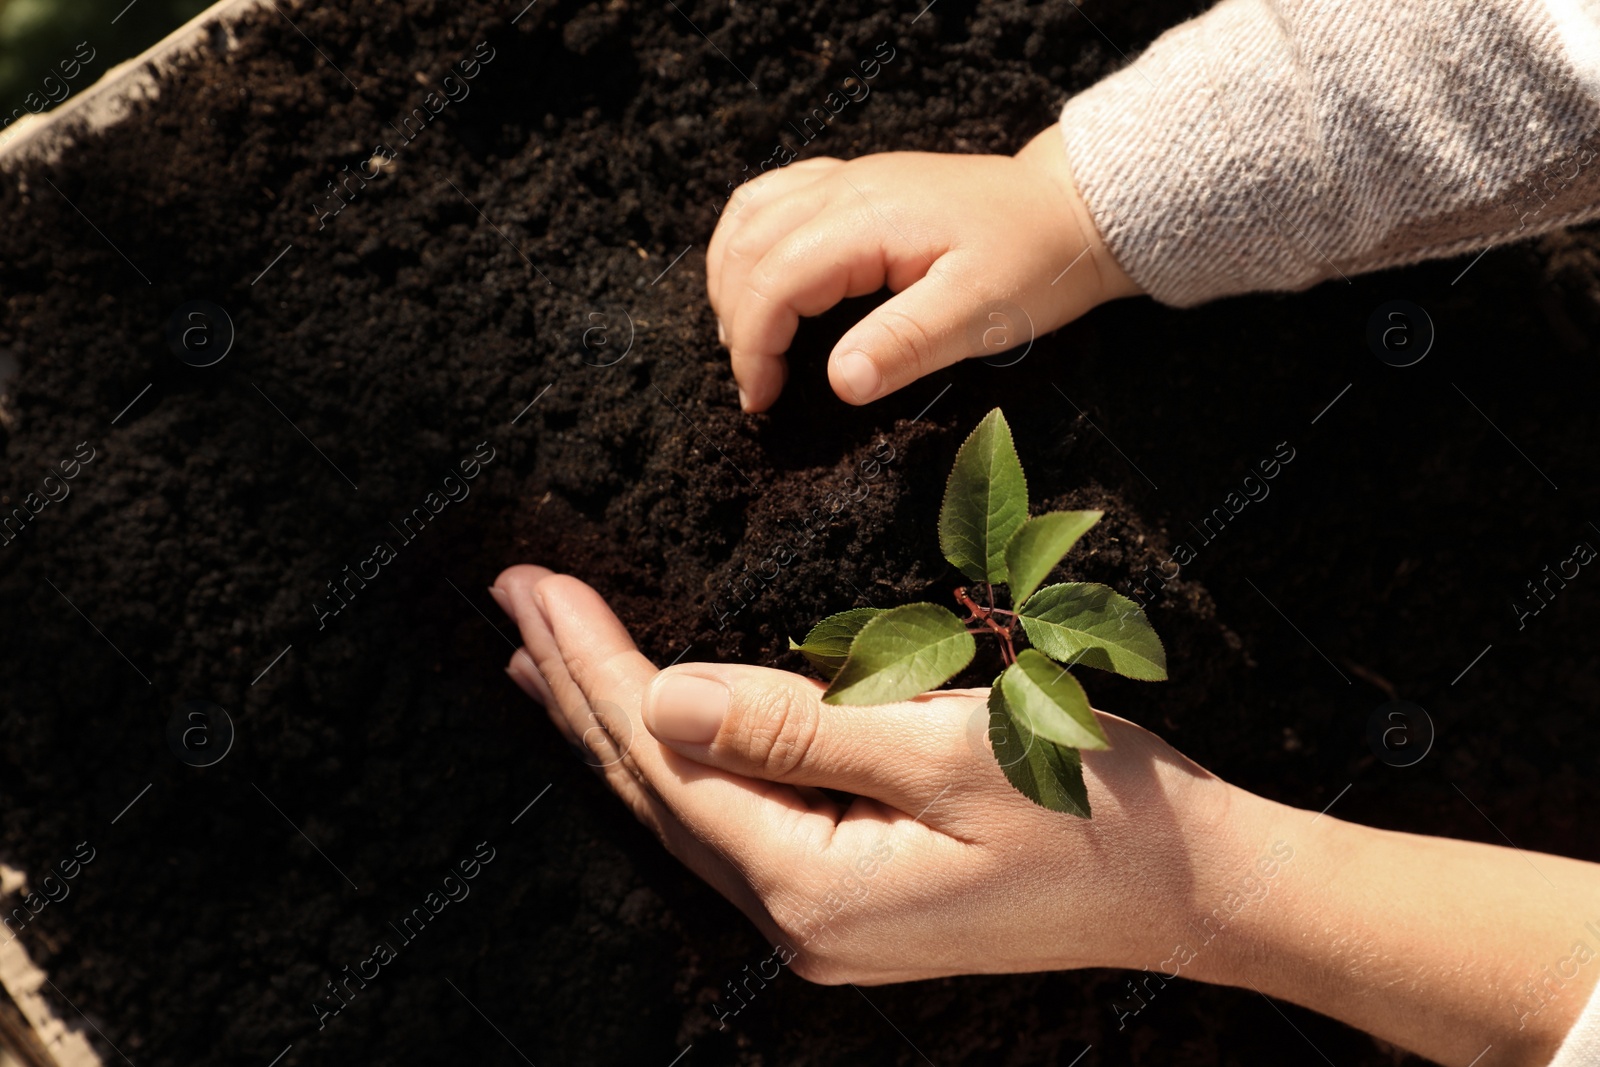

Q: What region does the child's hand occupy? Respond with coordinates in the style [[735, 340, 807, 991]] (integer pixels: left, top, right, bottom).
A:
[[708, 126, 1139, 412]]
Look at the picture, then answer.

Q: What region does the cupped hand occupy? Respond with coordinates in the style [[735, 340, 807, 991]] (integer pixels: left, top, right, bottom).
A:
[[491, 564, 1245, 985], [707, 126, 1139, 413]]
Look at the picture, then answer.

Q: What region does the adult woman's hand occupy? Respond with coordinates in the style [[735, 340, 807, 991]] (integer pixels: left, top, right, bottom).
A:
[[491, 565, 1600, 1066], [489, 564, 1246, 985]]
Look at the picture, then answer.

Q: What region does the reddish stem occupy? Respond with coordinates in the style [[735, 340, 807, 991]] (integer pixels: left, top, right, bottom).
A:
[[955, 585, 1018, 664]]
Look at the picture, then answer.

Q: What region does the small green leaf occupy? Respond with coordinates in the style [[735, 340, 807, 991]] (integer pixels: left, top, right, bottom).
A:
[[938, 408, 1028, 584], [1018, 582, 1169, 681], [1004, 510, 1102, 606], [999, 650, 1110, 750], [823, 603, 976, 705], [789, 608, 885, 678], [987, 682, 1091, 817]]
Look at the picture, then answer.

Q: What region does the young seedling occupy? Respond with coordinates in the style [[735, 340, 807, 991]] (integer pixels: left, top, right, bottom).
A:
[[789, 409, 1167, 817]]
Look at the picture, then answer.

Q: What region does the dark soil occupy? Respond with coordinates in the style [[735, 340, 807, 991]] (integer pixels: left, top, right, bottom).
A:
[[0, 1, 1597, 1065]]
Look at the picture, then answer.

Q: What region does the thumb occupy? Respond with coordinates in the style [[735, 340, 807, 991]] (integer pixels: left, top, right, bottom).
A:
[[641, 663, 973, 818], [827, 256, 1017, 405]]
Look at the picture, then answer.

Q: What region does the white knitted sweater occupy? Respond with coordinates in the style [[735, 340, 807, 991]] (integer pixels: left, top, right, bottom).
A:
[[1553, 976, 1600, 1067], [1059, 0, 1600, 304]]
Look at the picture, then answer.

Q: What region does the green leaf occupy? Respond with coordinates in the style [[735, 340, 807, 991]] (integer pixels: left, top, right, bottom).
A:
[[789, 608, 885, 678], [1004, 510, 1102, 606], [938, 408, 1028, 584], [999, 650, 1110, 750], [987, 682, 1091, 817], [822, 603, 976, 705], [1018, 582, 1169, 681]]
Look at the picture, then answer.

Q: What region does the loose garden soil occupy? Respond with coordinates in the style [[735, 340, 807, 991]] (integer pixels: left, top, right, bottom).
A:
[[1, 1, 1598, 1064]]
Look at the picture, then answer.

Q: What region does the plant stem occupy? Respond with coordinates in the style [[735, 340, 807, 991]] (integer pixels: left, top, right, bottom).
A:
[[956, 584, 1018, 661]]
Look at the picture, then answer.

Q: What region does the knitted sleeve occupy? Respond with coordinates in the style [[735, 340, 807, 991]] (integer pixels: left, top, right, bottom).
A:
[[1058, 0, 1600, 306], [1549, 975, 1600, 1067]]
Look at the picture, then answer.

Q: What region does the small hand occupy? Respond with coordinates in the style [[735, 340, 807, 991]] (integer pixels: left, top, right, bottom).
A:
[[492, 565, 1238, 984], [706, 127, 1139, 412]]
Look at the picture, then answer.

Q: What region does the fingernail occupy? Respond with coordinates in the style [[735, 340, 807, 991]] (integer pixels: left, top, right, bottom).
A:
[[487, 585, 511, 618], [835, 350, 881, 404], [737, 386, 751, 412], [505, 665, 544, 704], [644, 673, 728, 744], [717, 317, 727, 345]]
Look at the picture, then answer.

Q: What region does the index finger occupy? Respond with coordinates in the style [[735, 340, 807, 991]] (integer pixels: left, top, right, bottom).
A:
[[507, 573, 842, 884]]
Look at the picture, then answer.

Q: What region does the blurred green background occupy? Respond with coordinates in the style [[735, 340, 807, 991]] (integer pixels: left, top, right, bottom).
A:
[[0, 0, 209, 111]]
